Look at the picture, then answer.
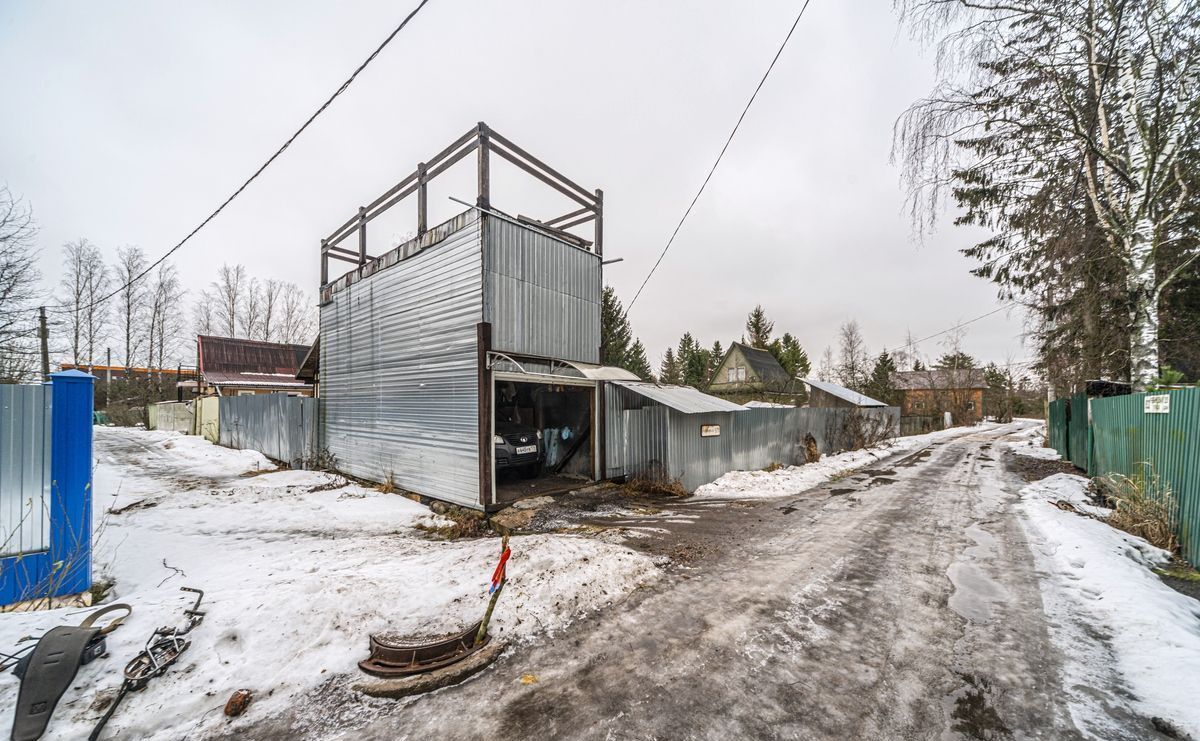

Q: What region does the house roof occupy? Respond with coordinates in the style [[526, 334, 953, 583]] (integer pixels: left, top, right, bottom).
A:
[[296, 338, 319, 382], [197, 335, 312, 389], [729, 342, 792, 384], [612, 381, 747, 414], [802, 378, 888, 407], [890, 369, 989, 390]]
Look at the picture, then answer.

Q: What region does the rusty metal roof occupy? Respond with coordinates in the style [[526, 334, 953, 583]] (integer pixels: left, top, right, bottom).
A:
[[197, 335, 312, 388]]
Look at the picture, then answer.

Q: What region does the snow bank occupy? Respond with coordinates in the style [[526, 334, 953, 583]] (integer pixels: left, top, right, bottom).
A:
[[1018, 473, 1200, 736], [0, 428, 659, 740], [691, 423, 997, 500]]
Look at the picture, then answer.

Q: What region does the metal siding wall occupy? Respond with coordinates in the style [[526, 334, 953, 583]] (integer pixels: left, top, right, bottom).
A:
[[483, 217, 601, 364], [321, 218, 483, 507], [0, 384, 52, 557], [218, 394, 317, 468], [602, 385, 901, 492], [1090, 388, 1200, 566]]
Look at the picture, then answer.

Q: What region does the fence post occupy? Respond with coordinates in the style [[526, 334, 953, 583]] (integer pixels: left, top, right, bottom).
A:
[[50, 369, 94, 598]]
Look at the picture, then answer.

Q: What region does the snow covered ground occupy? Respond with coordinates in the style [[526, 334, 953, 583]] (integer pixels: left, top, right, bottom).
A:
[[690, 422, 1003, 500], [0, 428, 660, 740], [1017, 473, 1200, 737]]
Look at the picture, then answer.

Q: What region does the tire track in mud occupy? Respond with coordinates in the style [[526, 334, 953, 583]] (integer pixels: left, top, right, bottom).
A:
[[266, 426, 1156, 740]]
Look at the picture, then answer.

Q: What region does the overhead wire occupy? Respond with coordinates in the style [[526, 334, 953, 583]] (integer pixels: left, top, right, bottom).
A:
[[41, 0, 434, 317], [627, 0, 814, 310]]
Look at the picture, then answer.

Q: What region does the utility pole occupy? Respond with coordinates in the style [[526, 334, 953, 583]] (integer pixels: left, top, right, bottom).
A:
[[38, 306, 50, 381]]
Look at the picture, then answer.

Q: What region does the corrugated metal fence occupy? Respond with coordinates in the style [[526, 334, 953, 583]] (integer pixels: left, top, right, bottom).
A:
[[1089, 388, 1200, 566], [218, 393, 318, 468], [1069, 392, 1090, 470], [605, 384, 900, 492], [1047, 398, 1069, 458], [0, 384, 52, 558], [1049, 387, 1200, 566]]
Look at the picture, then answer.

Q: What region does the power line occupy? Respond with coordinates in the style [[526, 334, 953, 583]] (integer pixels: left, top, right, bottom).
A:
[[44, 0, 433, 317], [627, 0, 814, 310], [896, 301, 1021, 356]]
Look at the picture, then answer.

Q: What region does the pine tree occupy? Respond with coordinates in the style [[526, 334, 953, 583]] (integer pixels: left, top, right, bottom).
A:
[[708, 340, 725, 381], [934, 352, 977, 370], [600, 285, 654, 380], [659, 348, 683, 385], [865, 351, 898, 405], [745, 305, 774, 349], [676, 332, 711, 387], [769, 333, 810, 379], [627, 340, 653, 381]]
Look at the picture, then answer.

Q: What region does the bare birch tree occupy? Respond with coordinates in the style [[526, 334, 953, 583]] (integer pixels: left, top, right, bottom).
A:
[[212, 264, 247, 338], [58, 239, 109, 365], [275, 282, 317, 344], [0, 187, 40, 382], [114, 245, 148, 367]]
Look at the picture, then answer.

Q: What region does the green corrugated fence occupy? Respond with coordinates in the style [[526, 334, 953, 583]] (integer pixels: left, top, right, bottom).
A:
[[1069, 392, 1091, 471], [1048, 398, 1069, 459], [1088, 388, 1200, 567]]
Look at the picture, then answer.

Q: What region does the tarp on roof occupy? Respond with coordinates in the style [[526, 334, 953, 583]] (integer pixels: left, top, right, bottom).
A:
[[802, 378, 888, 407], [612, 381, 747, 414]]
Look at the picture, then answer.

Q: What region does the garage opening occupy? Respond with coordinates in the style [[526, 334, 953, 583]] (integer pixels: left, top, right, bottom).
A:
[[493, 378, 595, 504]]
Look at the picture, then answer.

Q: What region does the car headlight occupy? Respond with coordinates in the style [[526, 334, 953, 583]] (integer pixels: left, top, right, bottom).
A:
[[493, 435, 505, 444], [536, 430, 543, 440]]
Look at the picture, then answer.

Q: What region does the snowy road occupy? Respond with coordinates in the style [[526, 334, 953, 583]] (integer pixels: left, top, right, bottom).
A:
[[263, 421, 1176, 740]]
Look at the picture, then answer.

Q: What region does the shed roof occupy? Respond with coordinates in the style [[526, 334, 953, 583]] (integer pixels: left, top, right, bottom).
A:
[[730, 342, 792, 384], [612, 381, 747, 414], [802, 379, 888, 407], [890, 369, 989, 390], [197, 335, 312, 389]]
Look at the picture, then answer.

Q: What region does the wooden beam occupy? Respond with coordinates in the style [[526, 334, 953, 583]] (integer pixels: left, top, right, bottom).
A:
[[489, 129, 596, 204], [477, 122, 491, 209], [491, 144, 592, 208]]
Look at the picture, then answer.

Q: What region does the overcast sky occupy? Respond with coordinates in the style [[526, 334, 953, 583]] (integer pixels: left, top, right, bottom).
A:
[[0, 0, 1031, 369]]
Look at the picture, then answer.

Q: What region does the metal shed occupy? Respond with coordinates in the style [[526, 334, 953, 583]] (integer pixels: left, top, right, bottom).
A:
[[318, 124, 606, 511], [605, 381, 900, 492]]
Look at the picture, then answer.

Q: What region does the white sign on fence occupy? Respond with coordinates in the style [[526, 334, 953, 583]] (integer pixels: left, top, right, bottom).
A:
[[1144, 394, 1171, 414]]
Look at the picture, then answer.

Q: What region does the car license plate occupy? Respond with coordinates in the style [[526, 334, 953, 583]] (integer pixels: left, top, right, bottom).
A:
[[515, 445, 537, 455]]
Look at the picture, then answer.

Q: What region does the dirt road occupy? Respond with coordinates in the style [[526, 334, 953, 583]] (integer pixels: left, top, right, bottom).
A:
[[275, 423, 1168, 740]]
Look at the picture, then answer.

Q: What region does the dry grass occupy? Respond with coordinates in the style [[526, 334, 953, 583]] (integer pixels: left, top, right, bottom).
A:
[[621, 474, 689, 498], [1102, 470, 1180, 553], [414, 512, 492, 540], [762, 462, 784, 473]]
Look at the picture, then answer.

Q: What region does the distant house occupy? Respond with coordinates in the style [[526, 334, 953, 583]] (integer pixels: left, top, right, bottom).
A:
[[803, 378, 888, 409], [891, 368, 989, 427], [708, 342, 793, 394], [196, 335, 314, 397]]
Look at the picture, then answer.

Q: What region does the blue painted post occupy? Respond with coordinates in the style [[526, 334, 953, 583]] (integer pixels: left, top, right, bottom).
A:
[[49, 369, 94, 598]]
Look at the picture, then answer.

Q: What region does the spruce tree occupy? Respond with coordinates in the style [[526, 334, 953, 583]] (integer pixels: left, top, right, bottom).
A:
[[865, 351, 898, 404], [745, 305, 774, 349], [769, 333, 810, 379], [659, 348, 683, 385]]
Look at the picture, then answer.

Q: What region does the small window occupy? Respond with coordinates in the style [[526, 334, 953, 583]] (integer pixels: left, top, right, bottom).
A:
[[914, 401, 925, 410], [735, 366, 746, 382], [237, 390, 255, 397], [701, 424, 721, 437], [966, 400, 976, 411], [726, 367, 737, 383]]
